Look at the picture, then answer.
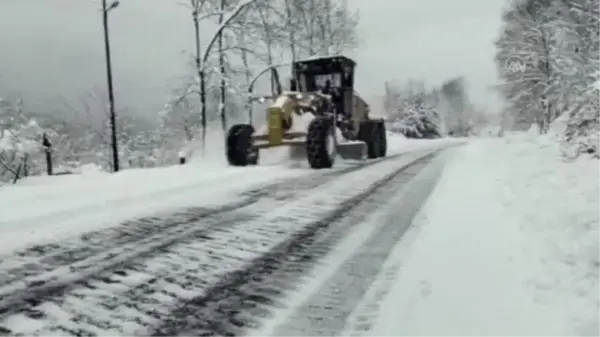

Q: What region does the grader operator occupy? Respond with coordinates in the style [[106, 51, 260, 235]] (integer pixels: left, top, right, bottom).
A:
[[225, 55, 387, 169]]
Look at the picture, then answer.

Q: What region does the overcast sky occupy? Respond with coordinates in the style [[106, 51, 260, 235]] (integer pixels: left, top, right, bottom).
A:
[[349, 0, 506, 113], [0, 0, 506, 120]]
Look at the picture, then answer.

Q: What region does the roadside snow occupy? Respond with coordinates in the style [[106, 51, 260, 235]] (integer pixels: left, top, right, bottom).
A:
[[367, 133, 599, 336]]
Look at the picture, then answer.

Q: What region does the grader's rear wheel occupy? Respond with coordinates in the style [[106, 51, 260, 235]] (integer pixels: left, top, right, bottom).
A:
[[358, 120, 386, 159], [376, 120, 387, 158], [306, 116, 335, 169], [226, 124, 259, 166]]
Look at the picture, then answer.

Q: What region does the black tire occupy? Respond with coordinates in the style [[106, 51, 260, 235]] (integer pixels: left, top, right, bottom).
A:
[[358, 120, 379, 159], [306, 117, 335, 169], [376, 120, 387, 158], [226, 124, 258, 166]]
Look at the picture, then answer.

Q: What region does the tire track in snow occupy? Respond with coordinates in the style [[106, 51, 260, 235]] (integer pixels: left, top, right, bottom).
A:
[[0, 202, 252, 288], [269, 153, 446, 336], [0, 150, 438, 336], [0, 153, 400, 291], [0, 209, 255, 326]]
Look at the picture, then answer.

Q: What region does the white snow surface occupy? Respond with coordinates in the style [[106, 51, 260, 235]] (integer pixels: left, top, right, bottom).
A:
[[0, 133, 461, 255], [361, 132, 599, 336]]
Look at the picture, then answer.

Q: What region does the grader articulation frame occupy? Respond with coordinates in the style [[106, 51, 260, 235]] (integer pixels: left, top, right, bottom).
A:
[[226, 55, 387, 169]]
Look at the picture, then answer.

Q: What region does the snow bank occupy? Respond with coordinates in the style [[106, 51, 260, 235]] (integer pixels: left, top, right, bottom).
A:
[[370, 133, 599, 336]]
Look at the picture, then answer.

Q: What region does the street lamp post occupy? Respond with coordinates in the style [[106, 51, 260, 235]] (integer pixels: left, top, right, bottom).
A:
[[102, 0, 120, 172]]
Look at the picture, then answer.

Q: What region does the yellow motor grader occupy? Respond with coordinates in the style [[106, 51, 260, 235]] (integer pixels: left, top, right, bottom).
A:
[[226, 55, 387, 169]]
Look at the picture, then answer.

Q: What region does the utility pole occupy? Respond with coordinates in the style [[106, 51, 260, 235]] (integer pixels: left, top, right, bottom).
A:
[[102, 0, 120, 172], [218, 0, 227, 133]]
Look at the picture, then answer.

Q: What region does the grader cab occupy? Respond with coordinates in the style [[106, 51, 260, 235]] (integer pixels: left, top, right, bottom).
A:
[[226, 55, 387, 169]]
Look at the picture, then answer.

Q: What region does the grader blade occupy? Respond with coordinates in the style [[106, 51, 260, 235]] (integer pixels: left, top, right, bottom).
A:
[[337, 141, 367, 160], [288, 144, 307, 161]]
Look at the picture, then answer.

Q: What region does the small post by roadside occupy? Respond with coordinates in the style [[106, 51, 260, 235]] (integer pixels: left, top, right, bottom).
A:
[[178, 151, 186, 165], [42, 133, 53, 175]]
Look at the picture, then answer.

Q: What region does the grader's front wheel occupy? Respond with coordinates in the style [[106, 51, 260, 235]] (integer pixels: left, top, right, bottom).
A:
[[306, 117, 336, 169], [226, 124, 259, 166]]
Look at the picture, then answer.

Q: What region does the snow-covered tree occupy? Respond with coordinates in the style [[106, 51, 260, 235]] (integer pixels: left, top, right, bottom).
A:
[[383, 76, 485, 137], [438, 76, 476, 136], [561, 0, 599, 158], [390, 98, 442, 139], [0, 96, 46, 181], [563, 78, 599, 157], [494, 0, 599, 157], [495, 0, 561, 133]]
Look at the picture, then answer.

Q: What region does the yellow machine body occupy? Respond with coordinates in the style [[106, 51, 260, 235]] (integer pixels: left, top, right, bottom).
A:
[[267, 106, 284, 146], [252, 93, 320, 149]]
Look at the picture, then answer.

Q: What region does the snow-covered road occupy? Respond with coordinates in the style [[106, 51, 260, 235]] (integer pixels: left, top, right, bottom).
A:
[[0, 133, 591, 336], [254, 149, 448, 337], [0, 144, 452, 336]]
